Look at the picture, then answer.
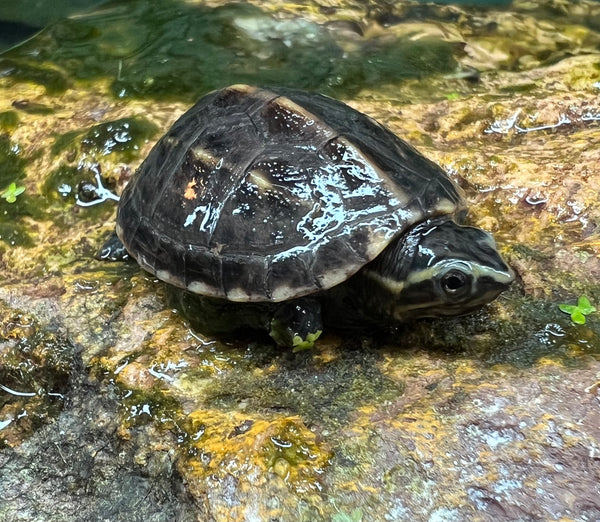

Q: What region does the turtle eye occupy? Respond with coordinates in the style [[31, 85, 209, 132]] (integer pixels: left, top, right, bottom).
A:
[[441, 269, 470, 297]]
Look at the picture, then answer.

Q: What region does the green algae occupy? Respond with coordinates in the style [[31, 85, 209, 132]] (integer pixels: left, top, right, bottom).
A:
[[51, 116, 158, 161], [0, 58, 69, 95], [0, 222, 32, 247], [118, 386, 182, 431], [0, 111, 19, 131], [79, 118, 158, 159], [499, 83, 537, 94], [100, 358, 333, 493], [42, 116, 158, 222], [0, 135, 25, 190], [43, 164, 83, 203], [9, 100, 54, 115]]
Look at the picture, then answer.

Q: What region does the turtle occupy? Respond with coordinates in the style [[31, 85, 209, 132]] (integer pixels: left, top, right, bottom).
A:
[[101, 84, 514, 350]]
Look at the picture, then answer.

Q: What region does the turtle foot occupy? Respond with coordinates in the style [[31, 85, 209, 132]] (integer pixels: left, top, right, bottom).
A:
[[270, 298, 323, 351], [96, 231, 129, 262]]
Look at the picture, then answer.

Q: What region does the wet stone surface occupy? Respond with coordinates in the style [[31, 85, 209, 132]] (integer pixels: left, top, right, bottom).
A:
[[1, 0, 600, 521]]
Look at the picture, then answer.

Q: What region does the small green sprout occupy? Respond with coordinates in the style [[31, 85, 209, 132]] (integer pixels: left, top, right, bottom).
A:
[[559, 296, 596, 325], [444, 92, 460, 101], [292, 330, 322, 352], [1, 182, 26, 203]]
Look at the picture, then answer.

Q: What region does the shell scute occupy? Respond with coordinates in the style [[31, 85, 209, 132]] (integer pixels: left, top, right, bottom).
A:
[[262, 97, 337, 148]]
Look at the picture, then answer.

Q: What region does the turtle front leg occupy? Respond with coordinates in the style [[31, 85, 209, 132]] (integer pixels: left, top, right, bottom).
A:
[[270, 298, 323, 351], [96, 231, 130, 261]]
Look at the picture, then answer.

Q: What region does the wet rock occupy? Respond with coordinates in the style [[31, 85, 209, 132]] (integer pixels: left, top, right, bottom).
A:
[[0, 374, 198, 522], [0, 0, 599, 520]]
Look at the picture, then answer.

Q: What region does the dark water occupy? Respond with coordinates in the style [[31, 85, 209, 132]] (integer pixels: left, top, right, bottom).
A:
[[0, 20, 40, 53], [0, 0, 109, 52]]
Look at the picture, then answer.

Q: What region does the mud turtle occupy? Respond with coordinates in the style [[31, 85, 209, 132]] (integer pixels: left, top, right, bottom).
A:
[[104, 84, 513, 349]]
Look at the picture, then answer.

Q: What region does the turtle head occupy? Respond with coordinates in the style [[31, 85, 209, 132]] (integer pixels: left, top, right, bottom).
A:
[[366, 217, 514, 320]]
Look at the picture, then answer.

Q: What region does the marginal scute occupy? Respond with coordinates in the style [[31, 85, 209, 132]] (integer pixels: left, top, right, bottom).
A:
[[156, 268, 184, 288], [434, 198, 458, 216], [212, 84, 258, 107], [224, 287, 251, 301], [188, 279, 220, 296], [116, 85, 466, 302]]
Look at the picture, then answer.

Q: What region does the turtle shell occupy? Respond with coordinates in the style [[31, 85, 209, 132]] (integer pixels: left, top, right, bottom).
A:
[[116, 84, 466, 302]]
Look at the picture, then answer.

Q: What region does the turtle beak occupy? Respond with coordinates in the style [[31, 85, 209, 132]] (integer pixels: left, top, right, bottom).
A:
[[470, 263, 514, 308]]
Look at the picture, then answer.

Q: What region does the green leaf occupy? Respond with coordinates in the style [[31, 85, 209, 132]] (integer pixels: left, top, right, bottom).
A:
[[577, 296, 596, 314], [559, 296, 596, 325], [1, 182, 26, 203], [571, 309, 586, 325], [559, 304, 577, 314]]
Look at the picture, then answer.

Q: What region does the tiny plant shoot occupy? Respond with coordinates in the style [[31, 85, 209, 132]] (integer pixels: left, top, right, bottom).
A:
[[559, 296, 596, 325], [1, 182, 25, 203]]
